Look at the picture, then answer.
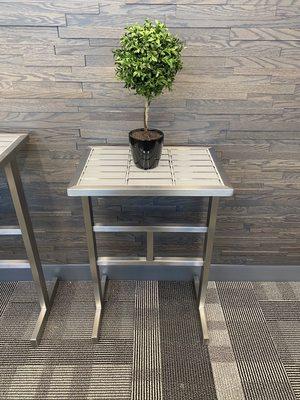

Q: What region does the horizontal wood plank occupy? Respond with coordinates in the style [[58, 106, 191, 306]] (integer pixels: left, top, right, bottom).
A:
[[0, 2, 66, 26], [230, 27, 300, 41]]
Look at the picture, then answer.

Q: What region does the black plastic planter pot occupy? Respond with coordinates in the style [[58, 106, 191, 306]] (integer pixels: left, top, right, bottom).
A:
[[129, 128, 164, 170]]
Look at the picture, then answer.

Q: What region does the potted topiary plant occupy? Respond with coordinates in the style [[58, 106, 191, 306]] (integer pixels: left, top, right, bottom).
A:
[[113, 19, 183, 170]]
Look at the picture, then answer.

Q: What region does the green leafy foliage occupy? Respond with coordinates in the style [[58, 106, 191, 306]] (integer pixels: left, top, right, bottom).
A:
[[113, 19, 183, 103]]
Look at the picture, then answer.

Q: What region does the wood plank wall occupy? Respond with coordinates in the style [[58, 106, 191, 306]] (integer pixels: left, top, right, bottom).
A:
[[0, 0, 299, 265]]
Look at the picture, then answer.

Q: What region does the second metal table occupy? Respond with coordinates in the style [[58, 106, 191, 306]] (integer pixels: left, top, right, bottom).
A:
[[0, 134, 58, 346], [68, 146, 233, 343]]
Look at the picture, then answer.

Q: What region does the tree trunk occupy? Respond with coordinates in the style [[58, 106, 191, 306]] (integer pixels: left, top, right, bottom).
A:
[[144, 99, 150, 138]]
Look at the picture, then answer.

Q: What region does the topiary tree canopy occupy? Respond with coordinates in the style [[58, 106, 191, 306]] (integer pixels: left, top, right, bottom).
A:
[[113, 19, 183, 134]]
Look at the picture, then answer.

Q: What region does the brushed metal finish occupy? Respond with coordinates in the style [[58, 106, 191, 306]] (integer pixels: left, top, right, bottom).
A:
[[196, 197, 219, 343], [0, 226, 22, 235], [4, 160, 49, 309], [81, 196, 105, 342], [30, 277, 59, 347], [97, 256, 204, 267], [93, 224, 208, 233], [69, 186, 231, 197], [147, 232, 154, 261], [0, 259, 29, 267], [69, 146, 231, 343], [3, 154, 57, 347], [194, 275, 200, 299], [68, 146, 233, 197], [0, 134, 28, 168]]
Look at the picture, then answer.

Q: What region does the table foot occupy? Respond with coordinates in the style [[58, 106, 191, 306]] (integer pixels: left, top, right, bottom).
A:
[[198, 306, 209, 344], [101, 274, 107, 301], [92, 307, 102, 343], [30, 278, 59, 347], [194, 274, 209, 344], [193, 274, 200, 298], [91, 274, 107, 343]]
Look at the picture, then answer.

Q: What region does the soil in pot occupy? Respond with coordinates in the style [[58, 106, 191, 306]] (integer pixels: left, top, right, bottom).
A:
[[130, 129, 161, 141]]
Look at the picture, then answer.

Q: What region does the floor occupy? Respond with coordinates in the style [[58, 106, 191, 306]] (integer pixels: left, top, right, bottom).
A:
[[0, 281, 299, 400]]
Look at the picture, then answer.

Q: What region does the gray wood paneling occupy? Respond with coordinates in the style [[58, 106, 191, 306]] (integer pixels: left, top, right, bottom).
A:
[[0, 0, 299, 265]]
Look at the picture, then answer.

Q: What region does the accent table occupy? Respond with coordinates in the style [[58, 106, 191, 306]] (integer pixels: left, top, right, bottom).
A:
[[0, 134, 58, 347], [67, 146, 233, 343]]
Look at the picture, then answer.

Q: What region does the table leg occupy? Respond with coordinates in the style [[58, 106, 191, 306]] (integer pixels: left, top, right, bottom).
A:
[[146, 231, 154, 261], [81, 196, 106, 343], [31, 278, 59, 347], [195, 196, 219, 343], [4, 159, 57, 347]]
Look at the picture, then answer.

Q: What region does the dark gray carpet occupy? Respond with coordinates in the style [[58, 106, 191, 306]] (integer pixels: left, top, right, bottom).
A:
[[0, 281, 299, 399]]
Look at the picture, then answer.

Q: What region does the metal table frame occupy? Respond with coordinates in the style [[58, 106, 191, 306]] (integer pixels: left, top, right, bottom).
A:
[[0, 134, 58, 347], [68, 146, 233, 343]]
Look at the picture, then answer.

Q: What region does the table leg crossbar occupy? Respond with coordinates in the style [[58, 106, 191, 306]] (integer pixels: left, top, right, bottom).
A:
[[81, 195, 219, 344], [3, 159, 57, 347]]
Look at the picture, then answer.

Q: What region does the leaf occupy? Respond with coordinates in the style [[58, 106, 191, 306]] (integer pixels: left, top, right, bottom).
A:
[[113, 19, 183, 102]]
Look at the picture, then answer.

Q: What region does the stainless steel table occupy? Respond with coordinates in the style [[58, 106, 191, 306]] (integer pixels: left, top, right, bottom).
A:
[[68, 146, 233, 343], [0, 134, 58, 347]]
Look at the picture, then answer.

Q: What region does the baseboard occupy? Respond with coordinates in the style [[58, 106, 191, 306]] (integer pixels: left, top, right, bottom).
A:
[[0, 261, 299, 281]]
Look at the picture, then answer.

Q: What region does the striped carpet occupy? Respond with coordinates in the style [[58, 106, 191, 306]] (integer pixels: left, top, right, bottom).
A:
[[0, 280, 299, 399]]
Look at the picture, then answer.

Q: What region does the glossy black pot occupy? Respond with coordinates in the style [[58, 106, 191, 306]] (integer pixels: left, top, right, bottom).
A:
[[129, 128, 164, 170]]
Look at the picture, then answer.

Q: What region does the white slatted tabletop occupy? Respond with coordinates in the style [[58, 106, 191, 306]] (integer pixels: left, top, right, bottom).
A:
[[0, 134, 28, 167], [68, 146, 233, 197]]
